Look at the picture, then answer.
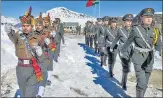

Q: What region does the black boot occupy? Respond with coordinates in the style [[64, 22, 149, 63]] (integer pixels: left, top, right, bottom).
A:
[[121, 72, 128, 90], [136, 89, 144, 97], [109, 64, 114, 78]]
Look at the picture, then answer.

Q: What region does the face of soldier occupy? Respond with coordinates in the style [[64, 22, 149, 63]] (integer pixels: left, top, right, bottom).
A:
[[141, 15, 153, 25], [44, 21, 50, 26], [124, 20, 132, 27], [110, 22, 117, 28], [35, 24, 43, 31], [98, 21, 103, 25], [104, 21, 109, 25], [22, 24, 33, 34]]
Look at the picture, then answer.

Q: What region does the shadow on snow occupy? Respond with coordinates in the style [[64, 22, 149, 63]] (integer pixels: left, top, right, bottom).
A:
[[78, 43, 130, 98]]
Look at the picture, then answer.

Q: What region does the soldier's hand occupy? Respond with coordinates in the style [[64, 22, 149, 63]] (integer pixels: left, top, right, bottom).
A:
[[50, 31, 56, 37], [35, 46, 43, 56], [110, 48, 113, 52], [119, 51, 124, 57], [5, 24, 12, 34], [44, 38, 50, 45]]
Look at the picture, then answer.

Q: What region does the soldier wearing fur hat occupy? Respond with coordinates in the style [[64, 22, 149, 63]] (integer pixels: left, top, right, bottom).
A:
[[110, 14, 134, 90], [52, 18, 65, 62], [5, 7, 44, 97], [42, 13, 55, 86], [120, 8, 161, 97], [34, 12, 56, 97], [104, 17, 119, 77]]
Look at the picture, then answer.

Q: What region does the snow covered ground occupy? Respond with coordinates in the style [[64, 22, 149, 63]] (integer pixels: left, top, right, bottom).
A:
[[1, 32, 162, 97]]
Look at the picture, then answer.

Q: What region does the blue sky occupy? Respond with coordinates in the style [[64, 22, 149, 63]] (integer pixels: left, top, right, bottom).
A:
[[2, 1, 162, 19]]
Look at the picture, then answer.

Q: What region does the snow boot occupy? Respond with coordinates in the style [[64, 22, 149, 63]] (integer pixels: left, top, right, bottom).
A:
[[121, 72, 128, 90]]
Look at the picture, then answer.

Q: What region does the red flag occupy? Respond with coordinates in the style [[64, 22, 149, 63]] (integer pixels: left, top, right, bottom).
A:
[[86, 0, 94, 7]]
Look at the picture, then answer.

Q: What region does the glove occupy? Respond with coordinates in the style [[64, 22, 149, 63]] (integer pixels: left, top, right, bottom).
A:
[[51, 31, 56, 37], [119, 51, 124, 57], [110, 48, 113, 52], [5, 24, 12, 34], [35, 46, 43, 57], [96, 41, 98, 44], [44, 38, 50, 45]]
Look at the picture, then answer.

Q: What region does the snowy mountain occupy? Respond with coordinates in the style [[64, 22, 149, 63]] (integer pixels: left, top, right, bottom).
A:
[[1, 16, 20, 25], [41, 7, 96, 27]]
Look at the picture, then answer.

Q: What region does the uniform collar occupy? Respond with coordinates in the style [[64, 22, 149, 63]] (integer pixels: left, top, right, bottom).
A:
[[23, 32, 33, 38], [35, 30, 43, 35]]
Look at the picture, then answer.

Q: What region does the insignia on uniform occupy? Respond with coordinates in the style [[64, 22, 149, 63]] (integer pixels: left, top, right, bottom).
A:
[[147, 8, 151, 12]]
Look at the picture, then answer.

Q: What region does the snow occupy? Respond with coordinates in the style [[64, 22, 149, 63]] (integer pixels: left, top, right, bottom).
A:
[[155, 12, 162, 14], [1, 16, 20, 25]]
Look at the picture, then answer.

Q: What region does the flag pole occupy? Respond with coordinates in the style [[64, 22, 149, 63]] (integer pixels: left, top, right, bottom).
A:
[[99, 0, 100, 17]]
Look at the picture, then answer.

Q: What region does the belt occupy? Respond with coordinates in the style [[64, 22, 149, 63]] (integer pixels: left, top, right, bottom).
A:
[[134, 46, 153, 52], [18, 58, 32, 67]]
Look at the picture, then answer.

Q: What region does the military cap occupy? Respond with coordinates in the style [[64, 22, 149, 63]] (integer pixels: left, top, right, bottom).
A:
[[35, 12, 43, 25], [110, 17, 117, 23], [19, 6, 35, 25], [97, 18, 103, 21], [122, 14, 133, 21], [140, 8, 155, 16], [103, 16, 109, 21]]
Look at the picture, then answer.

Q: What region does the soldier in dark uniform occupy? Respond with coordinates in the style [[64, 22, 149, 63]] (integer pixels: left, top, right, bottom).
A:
[[84, 21, 91, 46], [110, 14, 134, 90], [120, 8, 161, 97], [104, 18, 118, 77], [89, 21, 95, 48], [5, 7, 43, 97], [94, 21, 99, 53], [96, 18, 106, 66]]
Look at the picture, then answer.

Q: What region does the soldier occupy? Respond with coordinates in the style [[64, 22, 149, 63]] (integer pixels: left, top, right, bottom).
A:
[[94, 21, 99, 53], [52, 18, 65, 62], [120, 8, 161, 97], [5, 7, 43, 97], [43, 13, 54, 85], [104, 18, 118, 77], [78, 25, 81, 35], [96, 18, 107, 66], [84, 21, 91, 46], [34, 13, 56, 97], [110, 14, 134, 90], [89, 21, 95, 48]]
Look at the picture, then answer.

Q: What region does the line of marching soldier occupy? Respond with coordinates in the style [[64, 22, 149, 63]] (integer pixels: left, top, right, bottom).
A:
[[4, 7, 64, 97], [84, 8, 161, 97]]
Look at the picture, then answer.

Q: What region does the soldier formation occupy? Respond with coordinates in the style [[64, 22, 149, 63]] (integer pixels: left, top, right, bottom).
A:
[[84, 8, 161, 97], [4, 7, 161, 97]]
